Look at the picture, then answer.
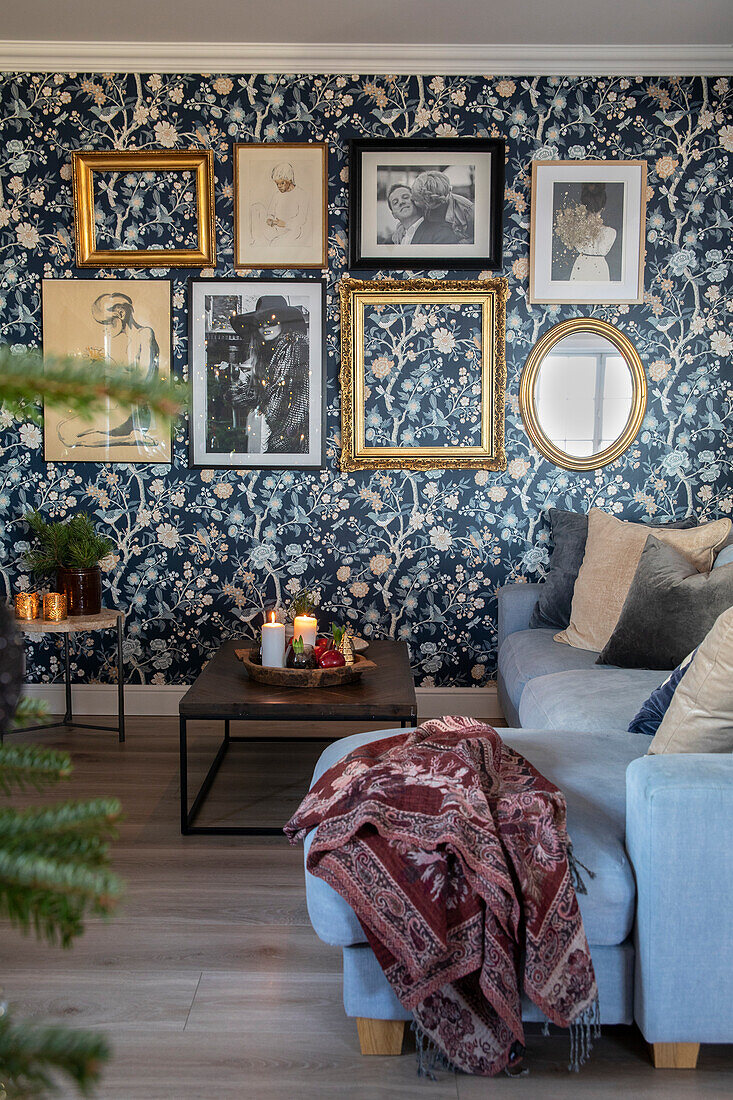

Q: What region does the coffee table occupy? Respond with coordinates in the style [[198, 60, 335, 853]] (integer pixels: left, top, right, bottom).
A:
[[179, 638, 417, 835]]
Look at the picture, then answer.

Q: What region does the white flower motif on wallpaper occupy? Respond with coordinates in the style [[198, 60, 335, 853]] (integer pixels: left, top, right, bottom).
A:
[[0, 71, 730, 687]]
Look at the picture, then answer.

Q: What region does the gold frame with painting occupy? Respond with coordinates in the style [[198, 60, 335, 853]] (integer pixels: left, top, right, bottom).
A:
[[72, 149, 216, 268], [42, 279, 172, 463], [234, 143, 328, 269], [339, 278, 507, 472]]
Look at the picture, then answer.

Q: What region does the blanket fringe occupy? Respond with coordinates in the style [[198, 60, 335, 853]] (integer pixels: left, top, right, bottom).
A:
[[568, 997, 601, 1072], [411, 1021, 457, 1080], [567, 842, 596, 896]]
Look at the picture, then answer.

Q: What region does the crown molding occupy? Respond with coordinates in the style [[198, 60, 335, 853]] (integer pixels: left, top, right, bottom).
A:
[[0, 41, 730, 76]]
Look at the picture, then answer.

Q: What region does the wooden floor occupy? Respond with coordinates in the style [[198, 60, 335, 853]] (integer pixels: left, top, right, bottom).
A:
[[3, 718, 731, 1099]]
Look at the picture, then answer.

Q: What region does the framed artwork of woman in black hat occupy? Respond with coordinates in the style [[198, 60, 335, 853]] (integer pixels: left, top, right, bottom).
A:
[[189, 279, 325, 469]]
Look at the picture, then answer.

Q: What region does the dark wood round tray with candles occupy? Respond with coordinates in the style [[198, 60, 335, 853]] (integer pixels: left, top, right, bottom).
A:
[[234, 648, 376, 688]]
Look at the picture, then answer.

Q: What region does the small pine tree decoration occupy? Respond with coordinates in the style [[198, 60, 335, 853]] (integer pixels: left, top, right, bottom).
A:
[[0, 344, 182, 1095], [0, 739, 123, 1098]]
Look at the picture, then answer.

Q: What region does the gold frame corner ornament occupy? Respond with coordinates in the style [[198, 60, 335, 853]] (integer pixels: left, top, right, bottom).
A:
[[339, 277, 507, 473], [71, 149, 216, 268], [519, 317, 647, 472]]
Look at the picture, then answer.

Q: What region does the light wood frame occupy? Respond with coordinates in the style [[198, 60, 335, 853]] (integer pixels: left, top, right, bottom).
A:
[[72, 149, 216, 268], [339, 277, 507, 472], [529, 159, 647, 304], [519, 317, 647, 471], [233, 142, 328, 269]]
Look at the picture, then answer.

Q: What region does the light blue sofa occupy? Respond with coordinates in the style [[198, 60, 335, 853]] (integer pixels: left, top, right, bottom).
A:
[[303, 582, 733, 1068]]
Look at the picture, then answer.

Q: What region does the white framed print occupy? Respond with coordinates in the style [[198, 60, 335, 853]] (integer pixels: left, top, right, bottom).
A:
[[189, 278, 325, 469], [234, 143, 327, 269], [530, 160, 647, 304]]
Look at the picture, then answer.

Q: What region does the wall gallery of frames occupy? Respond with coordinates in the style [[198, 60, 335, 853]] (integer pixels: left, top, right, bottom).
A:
[[1, 71, 731, 688]]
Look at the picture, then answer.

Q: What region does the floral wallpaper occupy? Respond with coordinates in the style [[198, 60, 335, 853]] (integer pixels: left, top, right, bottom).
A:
[[0, 72, 731, 688], [363, 301, 484, 448]]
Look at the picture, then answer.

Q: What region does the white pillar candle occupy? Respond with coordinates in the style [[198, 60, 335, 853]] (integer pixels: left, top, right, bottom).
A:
[[293, 614, 318, 649], [261, 612, 285, 668]]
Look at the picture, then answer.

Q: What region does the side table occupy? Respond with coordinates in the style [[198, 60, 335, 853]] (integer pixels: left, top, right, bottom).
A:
[[15, 609, 125, 742]]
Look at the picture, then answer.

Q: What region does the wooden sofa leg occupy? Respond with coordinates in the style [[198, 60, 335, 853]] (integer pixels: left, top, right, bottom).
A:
[[652, 1042, 700, 1069], [357, 1018, 405, 1055]]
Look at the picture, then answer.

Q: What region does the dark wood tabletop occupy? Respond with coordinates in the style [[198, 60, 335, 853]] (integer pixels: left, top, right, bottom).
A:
[[179, 639, 417, 722]]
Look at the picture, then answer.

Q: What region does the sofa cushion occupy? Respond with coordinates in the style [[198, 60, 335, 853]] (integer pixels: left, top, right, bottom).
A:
[[519, 668, 669, 733], [304, 726, 649, 950], [528, 509, 697, 633], [556, 510, 731, 653], [649, 605, 733, 755], [598, 536, 733, 670], [497, 627, 603, 718]]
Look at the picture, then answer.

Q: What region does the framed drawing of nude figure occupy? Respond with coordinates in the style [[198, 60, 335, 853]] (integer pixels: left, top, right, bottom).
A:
[[234, 144, 327, 269], [530, 160, 647, 304], [42, 279, 172, 463]]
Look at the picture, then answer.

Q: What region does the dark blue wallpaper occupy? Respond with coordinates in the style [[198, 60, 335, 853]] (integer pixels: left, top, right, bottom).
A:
[[0, 72, 731, 686]]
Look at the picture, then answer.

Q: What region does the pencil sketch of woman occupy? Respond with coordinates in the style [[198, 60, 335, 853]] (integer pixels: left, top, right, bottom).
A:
[[249, 162, 311, 247], [57, 292, 160, 450], [229, 295, 309, 455]]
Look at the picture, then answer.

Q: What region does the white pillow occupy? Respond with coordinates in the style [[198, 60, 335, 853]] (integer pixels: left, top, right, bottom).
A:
[[648, 605, 733, 754]]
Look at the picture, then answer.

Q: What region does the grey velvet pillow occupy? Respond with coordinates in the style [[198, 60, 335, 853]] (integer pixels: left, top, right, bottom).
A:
[[529, 510, 697, 632], [597, 535, 733, 669]]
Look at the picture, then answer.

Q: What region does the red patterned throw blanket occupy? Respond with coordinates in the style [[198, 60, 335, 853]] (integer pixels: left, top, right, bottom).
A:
[[285, 716, 599, 1076]]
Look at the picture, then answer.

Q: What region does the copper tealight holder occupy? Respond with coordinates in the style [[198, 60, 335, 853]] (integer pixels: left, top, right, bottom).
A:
[[43, 592, 67, 622], [14, 592, 40, 620]]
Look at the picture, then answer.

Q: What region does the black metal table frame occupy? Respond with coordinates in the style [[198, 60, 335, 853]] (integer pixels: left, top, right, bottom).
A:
[[180, 712, 417, 836], [13, 616, 125, 743]]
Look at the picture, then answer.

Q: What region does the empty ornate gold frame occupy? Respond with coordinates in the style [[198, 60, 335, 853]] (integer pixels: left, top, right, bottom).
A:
[[71, 150, 216, 268], [519, 317, 647, 471], [339, 278, 507, 472]]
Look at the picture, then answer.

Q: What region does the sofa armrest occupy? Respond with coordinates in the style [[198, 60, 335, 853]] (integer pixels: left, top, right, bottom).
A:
[[497, 583, 543, 649], [626, 753, 733, 1044]]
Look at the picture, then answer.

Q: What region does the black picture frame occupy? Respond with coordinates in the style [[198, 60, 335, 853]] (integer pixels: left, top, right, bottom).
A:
[[348, 137, 505, 271], [188, 277, 327, 470]]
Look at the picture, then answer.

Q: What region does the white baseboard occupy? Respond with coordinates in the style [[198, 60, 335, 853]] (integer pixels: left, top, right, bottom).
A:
[[22, 683, 503, 723]]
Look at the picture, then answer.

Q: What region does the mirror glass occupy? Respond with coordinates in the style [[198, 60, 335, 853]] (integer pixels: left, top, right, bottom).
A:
[[533, 331, 633, 459], [519, 319, 647, 471]]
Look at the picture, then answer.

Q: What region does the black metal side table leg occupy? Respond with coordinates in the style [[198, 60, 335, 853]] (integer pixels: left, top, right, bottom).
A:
[[180, 715, 189, 834], [117, 614, 125, 743], [63, 634, 73, 725]]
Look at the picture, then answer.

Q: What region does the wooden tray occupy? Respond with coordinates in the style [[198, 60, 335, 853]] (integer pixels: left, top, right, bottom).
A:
[[234, 648, 377, 688]]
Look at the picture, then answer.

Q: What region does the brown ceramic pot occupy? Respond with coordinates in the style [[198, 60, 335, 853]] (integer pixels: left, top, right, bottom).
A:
[[57, 566, 102, 617]]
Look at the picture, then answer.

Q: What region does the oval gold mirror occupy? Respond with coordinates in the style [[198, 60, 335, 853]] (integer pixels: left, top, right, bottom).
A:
[[519, 318, 647, 471]]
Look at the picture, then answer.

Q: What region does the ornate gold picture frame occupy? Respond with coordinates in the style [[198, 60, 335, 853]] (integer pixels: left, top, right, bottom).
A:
[[71, 149, 216, 268], [339, 278, 507, 472]]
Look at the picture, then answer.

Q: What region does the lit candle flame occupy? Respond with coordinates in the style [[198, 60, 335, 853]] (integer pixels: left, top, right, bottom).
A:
[[269, 611, 275, 623]]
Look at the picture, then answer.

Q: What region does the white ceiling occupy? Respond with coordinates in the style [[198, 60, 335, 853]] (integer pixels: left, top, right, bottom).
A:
[[2, 0, 732, 46]]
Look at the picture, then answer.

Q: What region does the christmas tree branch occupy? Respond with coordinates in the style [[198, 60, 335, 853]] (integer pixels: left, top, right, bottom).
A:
[[0, 1011, 109, 1098], [0, 745, 71, 795], [0, 346, 187, 425]]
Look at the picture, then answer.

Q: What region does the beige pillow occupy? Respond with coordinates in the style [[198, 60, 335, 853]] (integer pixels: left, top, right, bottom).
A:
[[649, 605, 733, 754], [555, 510, 731, 652]]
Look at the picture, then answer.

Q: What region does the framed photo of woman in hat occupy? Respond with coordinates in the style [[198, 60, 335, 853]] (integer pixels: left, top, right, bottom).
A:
[[189, 278, 325, 469], [349, 138, 504, 270], [42, 279, 172, 463], [234, 144, 328, 269]]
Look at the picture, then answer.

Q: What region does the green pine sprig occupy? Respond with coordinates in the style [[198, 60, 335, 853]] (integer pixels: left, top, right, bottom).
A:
[[0, 1011, 109, 1098], [0, 345, 187, 426], [0, 745, 72, 796]]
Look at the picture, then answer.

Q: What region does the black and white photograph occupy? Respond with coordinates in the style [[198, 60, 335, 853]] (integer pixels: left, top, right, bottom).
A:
[[350, 138, 504, 269], [189, 279, 325, 468], [530, 160, 647, 304]]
